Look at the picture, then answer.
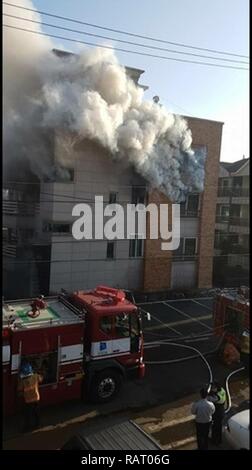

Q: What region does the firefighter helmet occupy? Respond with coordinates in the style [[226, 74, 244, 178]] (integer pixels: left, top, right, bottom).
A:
[[20, 362, 33, 378]]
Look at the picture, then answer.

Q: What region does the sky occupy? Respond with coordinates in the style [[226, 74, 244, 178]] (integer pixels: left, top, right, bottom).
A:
[[21, 0, 250, 162]]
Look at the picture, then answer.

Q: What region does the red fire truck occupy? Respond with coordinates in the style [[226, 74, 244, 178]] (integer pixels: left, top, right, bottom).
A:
[[2, 286, 145, 416], [213, 287, 250, 361]]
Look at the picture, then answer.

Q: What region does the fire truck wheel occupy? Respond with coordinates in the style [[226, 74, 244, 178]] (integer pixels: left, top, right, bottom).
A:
[[90, 369, 123, 403]]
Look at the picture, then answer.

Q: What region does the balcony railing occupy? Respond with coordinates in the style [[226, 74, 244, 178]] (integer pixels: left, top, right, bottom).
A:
[[3, 201, 40, 216], [172, 254, 198, 262], [216, 215, 229, 224], [3, 244, 17, 258], [229, 216, 249, 226], [180, 209, 200, 218], [216, 215, 249, 226], [214, 241, 248, 253], [217, 187, 249, 198]]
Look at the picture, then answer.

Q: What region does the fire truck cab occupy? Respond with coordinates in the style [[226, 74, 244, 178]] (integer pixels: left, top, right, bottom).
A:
[[213, 287, 250, 363], [2, 286, 145, 416]]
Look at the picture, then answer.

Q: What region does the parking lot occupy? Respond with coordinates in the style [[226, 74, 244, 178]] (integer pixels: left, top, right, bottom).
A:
[[141, 297, 214, 337], [139, 297, 218, 360]]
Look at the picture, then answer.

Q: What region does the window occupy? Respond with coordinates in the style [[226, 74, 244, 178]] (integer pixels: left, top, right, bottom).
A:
[[180, 201, 186, 216], [225, 307, 244, 336], [21, 352, 58, 385], [43, 222, 71, 234], [109, 192, 117, 204], [129, 238, 143, 257], [43, 168, 74, 183], [187, 194, 199, 216], [3, 227, 8, 242], [132, 187, 146, 205], [184, 238, 197, 256], [107, 241, 115, 259], [173, 237, 197, 260], [233, 176, 243, 188], [220, 205, 230, 217], [174, 238, 184, 257], [222, 179, 229, 188], [100, 316, 113, 334], [180, 194, 199, 217], [114, 313, 130, 337], [130, 312, 140, 337], [3, 228, 17, 243], [18, 228, 35, 242]]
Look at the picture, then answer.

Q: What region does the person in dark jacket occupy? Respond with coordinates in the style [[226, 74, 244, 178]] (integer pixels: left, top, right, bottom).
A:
[[208, 381, 227, 445]]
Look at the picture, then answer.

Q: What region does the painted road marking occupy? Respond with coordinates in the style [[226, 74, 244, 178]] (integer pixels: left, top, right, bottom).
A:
[[141, 307, 182, 336], [192, 299, 213, 312], [163, 302, 213, 331], [144, 344, 161, 349], [145, 314, 212, 332], [138, 297, 213, 306], [151, 313, 182, 336]]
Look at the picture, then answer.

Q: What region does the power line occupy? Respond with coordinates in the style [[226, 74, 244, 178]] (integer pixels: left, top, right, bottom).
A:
[[3, 13, 249, 65], [3, 24, 249, 71], [3, 2, 249, 59]]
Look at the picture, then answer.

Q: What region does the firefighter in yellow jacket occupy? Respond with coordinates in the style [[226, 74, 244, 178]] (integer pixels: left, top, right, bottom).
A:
[[18, 362, 43, 432], [208, 381, 227, 446]]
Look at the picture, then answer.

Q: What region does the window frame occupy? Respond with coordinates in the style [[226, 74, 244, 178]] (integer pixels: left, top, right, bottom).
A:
[[99, 315, 114, 335], [184, 237, 197, 257], [20, 351, 58, 386], [42, 221, 71, 234], [131, 187, 146, 205], [129, 236, 144, 258]]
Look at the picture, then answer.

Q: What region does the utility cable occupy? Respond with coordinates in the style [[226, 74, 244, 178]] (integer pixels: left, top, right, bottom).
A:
[[3, 24, 249, 71], [3, 2, 249, 59], [3, 13, 249, 65]]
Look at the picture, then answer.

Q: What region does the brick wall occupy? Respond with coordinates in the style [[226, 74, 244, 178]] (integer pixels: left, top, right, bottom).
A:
[[143, 117, 223, 292], [143, 190, 173, 291], [186, 117, 223, 288]]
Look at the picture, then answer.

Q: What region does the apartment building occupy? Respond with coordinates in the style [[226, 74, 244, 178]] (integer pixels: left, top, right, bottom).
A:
[[213, 157, 249, 287], [3, 54, 223, 299]]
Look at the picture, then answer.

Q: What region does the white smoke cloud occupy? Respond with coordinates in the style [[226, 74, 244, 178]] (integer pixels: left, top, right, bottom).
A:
[[3, 0, 205, 201]]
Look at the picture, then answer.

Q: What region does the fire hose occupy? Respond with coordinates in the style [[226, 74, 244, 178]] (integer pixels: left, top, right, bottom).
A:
[[225, 366, 245, 413], [145, 339, 246, 411], [142, 305, 245, 401], [144, 341, 214, 387]]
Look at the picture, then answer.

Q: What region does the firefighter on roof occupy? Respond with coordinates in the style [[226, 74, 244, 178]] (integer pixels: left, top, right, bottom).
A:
[[28, 295, 47, 318]]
